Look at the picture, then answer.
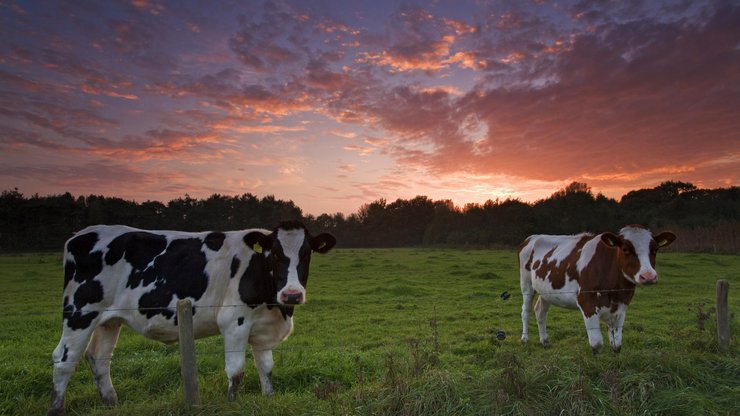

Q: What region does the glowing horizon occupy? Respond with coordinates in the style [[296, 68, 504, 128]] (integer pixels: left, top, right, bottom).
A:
[[1, 1, 738, 216]]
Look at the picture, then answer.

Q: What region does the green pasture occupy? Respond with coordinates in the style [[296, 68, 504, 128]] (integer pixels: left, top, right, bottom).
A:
[[1, 249, 738, 415]]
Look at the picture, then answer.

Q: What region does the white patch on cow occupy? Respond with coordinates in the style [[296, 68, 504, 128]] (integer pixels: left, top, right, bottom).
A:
[[620, 226, 658, 283], [526, 233, 593, 309], [534, 233, 589, 269], [581, 308, 603, 351], [605, 303, 628, 352], [276, 228, 307, 301], [576, 235, 601, 274], [247, 305, 294, 347]]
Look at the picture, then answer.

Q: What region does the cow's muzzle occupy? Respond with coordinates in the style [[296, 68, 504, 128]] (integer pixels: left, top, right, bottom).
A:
[[280, 290, 304, 305], [638, 271, 657, 285]]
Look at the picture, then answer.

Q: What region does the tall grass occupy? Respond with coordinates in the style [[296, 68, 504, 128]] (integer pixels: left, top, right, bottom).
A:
[[668, 222, 740, 253], [0, 249, 737, 415]]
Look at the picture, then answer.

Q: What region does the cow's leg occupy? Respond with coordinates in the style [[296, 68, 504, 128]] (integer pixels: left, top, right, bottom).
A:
[[608, 308, 627, 353], [252, 347, 274, 395], [534, 296, 551, 348], [85, 321, 121, 406], [581, 313, 603, 354], [222, 324, 249, 401], [520, 276, 534, 344], [50, 324, 98, 416]]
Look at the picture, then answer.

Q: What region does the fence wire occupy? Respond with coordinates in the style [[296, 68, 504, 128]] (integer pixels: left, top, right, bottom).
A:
[[8, 286, 684, 366], [0, 283, 710, 319]]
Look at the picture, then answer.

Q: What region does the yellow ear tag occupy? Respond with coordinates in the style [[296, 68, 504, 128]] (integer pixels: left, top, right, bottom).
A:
[[318, 242, 326, 249], [253, 242, 263, 254]]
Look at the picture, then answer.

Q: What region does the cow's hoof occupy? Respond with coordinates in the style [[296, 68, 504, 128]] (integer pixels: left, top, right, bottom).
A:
[[49, 390, 64, 416], [612, 346, 621, 354], [228, 373, 243, 402], [591, 346, 602, 355], [227, 385, 239, 402], [541, 340, 550, 349], [47, 407, 64, 416], [101, 392, 118, 407]]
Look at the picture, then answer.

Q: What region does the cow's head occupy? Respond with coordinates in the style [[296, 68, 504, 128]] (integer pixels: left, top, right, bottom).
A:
[[600, 225, 676, 285], [243, 221, 336, 305]]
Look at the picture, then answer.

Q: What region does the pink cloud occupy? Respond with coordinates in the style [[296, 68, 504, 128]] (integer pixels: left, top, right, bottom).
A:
[[359, 7, 460, 73], [340, 3, 740, 195]]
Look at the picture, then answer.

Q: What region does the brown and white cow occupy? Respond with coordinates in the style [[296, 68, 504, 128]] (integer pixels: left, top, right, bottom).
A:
[[518, 225, 675, 353], [49, 221, 335, 415]]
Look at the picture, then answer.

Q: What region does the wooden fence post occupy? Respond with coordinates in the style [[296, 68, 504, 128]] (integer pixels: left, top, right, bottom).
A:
[[177, 299, 201, 405], [716, 280, 730, 352]]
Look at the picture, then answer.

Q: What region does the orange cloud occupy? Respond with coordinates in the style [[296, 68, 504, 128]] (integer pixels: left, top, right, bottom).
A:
[[445, 51, 488, 70], [443, 18, 476, 35], [80, 83, 139, 100]]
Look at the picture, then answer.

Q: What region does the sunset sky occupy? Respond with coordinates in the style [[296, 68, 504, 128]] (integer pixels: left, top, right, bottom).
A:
[[1, 0, 738, 215]]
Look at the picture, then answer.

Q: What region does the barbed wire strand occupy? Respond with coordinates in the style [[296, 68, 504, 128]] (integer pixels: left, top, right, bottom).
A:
[[0, 284, 711, 319], [0, 283, 704, 366], [49, 321, 634, 365]]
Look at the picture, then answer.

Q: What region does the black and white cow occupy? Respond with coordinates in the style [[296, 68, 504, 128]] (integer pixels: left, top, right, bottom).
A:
[[49, 221, 335, 415]]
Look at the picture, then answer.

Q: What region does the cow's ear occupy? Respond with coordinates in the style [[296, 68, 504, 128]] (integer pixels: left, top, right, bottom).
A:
[[600, 232, 622, 248], [243, 232, 273, 254], [653, 231, 676, 248], [310, 233, 336, 254]]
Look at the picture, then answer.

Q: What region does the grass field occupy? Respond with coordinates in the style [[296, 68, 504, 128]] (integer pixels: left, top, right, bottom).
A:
[[1, 249, 738, 415]]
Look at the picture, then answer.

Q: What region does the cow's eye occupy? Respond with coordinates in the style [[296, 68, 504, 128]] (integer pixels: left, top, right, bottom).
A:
[[623, 249, 632, 256]]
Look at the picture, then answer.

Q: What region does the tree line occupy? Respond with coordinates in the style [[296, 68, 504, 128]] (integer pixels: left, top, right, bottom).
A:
[[0, 181, 737, 253]]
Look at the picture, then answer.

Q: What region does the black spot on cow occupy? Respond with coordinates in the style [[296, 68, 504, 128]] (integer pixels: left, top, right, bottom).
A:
[[63, 295, 100, 330], [230, 256, 241, 278], [238, 254, 272, 308], [238, 253, 293, 319], [67, 232, 98, 261], [137, 238, 209, 320], [268, 243, 290, 296], [280, 306, 294, 318], [74, 280, 103, 309], [65, 232, 103, 288], [61, 345, 68, 362], [105, 232, 167, 289], [204, 232, 226, 251], [64, 261, 75, 289], [295, 243, 312, 288], [237, 317, 244, 326], [73, 251, 103, 284]]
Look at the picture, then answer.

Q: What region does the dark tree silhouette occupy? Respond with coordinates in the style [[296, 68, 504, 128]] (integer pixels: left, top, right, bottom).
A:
[[0, 182, 737, 252]]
